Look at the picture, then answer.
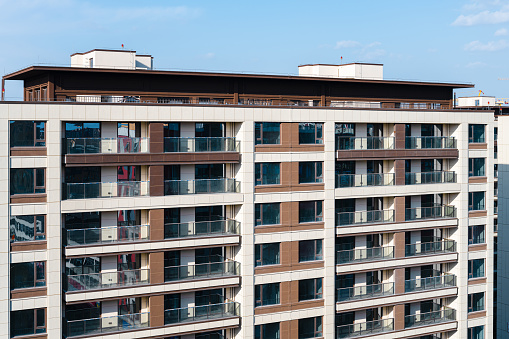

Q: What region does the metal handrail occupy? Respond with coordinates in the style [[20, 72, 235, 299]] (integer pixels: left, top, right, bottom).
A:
[[164, 302, 240, 325], [405, 136, 456, 149], [164, 219, 240, 239], [336, 209, 394, 226], [336, 318, 394, 338], [405, 205, 456, 221], [164, 261, 240, 282], [336, 246, 394, 264], [404, 274, 456, 292], [164, 137, 239, 152], [164, 178, 240, 195], [66, 225, 149, 246], [405, 171, 456, 185], [404, 307, 456, 328], [335, 173, 395, 188], [336, 136, 395, 150], [405, 240, 456, 257], [337, 282, 394, 302], [66, 268, 150, 291], [66, 312, 150, 337], [66, 137, 149, 154], [66, 181, 150, 199]]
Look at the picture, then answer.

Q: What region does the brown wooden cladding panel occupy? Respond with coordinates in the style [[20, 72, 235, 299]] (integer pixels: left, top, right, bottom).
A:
[[394, 304, 405, 330], [11, 287, 47, 299], [9, 334, 47, 339], [65, 152, 241, 166], [336, 149, 459, 160], [149, 252, 164, 285], [468, 311, 486, 319], [394, 196, 406, 223], [149, 295, 165, 327], [11, 241, 47, 252], [255, 241, 324, 275], [468, 244, 487, 252], [149, 165, 164, 197], [255, 202, 324, 234], [10, 147, 47, 156], [394, 232, 406, 258], [255, 123, 325, 153], [394, 124, 406, 149], [468, 277, 487, 286], [469, 210, 487, 218], [254, 162, 324, 193], [149, 123, 164, 153], [10, 194, 47, 204], [394, 268, 405, 294], [394, 159, 406, 186], [149, 209, 164, 241], [469, 143, 487, 150], [468, 176, 487, 184]]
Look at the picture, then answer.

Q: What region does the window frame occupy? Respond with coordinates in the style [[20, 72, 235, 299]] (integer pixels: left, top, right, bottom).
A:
[[299, 162, 323, 184], [468, 292, 485, 313], [298, 278, 323, 301], [255, 322, 280, 339], [255, 203, 281, 226], [11, 308, 46, 337], [468, 191, 485, 211], [255, 122, 281, 145], [468, 325, 484, 339], [298, 316, 323, 339], [468, 158, 485, 177], [468, 258, 485, 279], [299, 239, 323, 262], [299, 122, 323, 145], [10, 168, 46, 195], [255, 162, 281, 186], [10, 121, 46, 147], [299, 201, 323, 223], [10, 215, 46, 243], [255, 243, 280, 267], [469, 124, 486, 143], [255, 282, 280, 307], [10, 261, 46, 290], [468, 225, 485, 245]]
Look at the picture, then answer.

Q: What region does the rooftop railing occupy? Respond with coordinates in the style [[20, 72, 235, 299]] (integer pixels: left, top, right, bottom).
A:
[[164, 261, 240, 282], [335, 173, 395, 188], [336, 318, 394, 338], [66, 225, 149, 246], [164, 178, 239, 195], [66, 181, 149, 199], [405, 205, 456, 221], [337, 282, 394, 302], [336, 210, 394, 227], [66, 312, 149, 337], [404, 307, 456, 328], [336, 246, 394, 264], [164, 219, 240, 239], [405, 274, 456, 293], [405, 240, 456, 257], [164, 137, 239, 152], [66, 137, 149, 154], [164, 302, 240, 325], [336, 136, 395, 150], [405, 136, 456, 149], [405, 171, 456, 185], [66, 268, 149, 291]]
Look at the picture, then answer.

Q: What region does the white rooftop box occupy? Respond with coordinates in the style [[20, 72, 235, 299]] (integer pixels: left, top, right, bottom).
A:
[[456, 96, 496, 107], [71, 49, 153, 70], [298, 63, 383, 80]]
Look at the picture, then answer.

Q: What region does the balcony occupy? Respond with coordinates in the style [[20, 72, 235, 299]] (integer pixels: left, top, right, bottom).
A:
[[66, 137, 149, 154], [405, 274, 456, 293], [405, 205, 456, 221], [66, 225, 149, 246], [164, 302, 240, 325], [66, 312, 149, 337], [337, 282, 394, 302], [405, 136, 456, 149], [405, 171, 456, 185], [336, 136, 395, 150], [165, 219, 240, 239], [66, 268, 150, 291], [335, 173, 395, 188], [66, 181, 149, 199], [336, 318, 394, 338], [164, 261, 240, 282], [336, 246, 394, 264], [164, 137, 239, 152], [404, 307, 456, 328], [336, 210, 394, 227], [164, 178, 239, 195], [405, 240, 456, 257]]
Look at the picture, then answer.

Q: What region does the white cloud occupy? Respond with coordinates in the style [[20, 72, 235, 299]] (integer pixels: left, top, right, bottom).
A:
[[466, 61, 488, 68], [334, 40, 361, 49], [203, 52, 215, 59], [452, 9, 509, 26], [495, 27, 508, 35], [464, 39, 509, 51]]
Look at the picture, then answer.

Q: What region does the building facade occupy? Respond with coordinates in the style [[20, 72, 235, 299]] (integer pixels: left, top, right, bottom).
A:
[[0, 50, 495, 339]]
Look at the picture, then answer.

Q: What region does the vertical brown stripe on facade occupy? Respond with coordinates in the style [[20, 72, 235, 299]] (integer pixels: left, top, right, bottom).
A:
[[149, 295, 165, 327], [281, 123, 293, 147], [149, 209, 164, 241], [289, 319, 299, 339], [394, 232, 406, 258], [394, 160, 406, 186], [149, 122, 164, 153], [288, 280, 299, 304], [280, 320, 291, 339], [149, 252, 165, 284], [149, 165, 164, 196], [394, 268, 405, 294], [289, 201, 300, 225], [394, 196, 406, 222], [281, 202, 292, 226], [281, 162, 293, 186], [281, 242, 292, 266], [394, 304, 405, 330], [394, 124, 406, 149]]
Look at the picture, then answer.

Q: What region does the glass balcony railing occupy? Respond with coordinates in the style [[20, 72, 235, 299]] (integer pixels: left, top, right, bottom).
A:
[[66, 137, 149, 154], [404, 307, 456, 328], [336, 318, 394, 338], [337, 282, 394, 302], [405, 240, 456, 257], [165, 219, 240, 239], [66, 268, 150, 291], [405, 205, 456, 221], [164, 179, 239, 195], [405, 171, 456, 185], [66, 312, 149, 337], [66, 225, 149, 246], [335, 173, 395, 188], [495, 206, 498, 214], [336, 210, 394, 227], [336, 246, 394, 264], [405, 274, 456, 293], [164, 137, 239, 152], [66, 181, 149, 199], [405, 136, 456, 149], [164, 261, 240, 282], [336, 136, 395, 150], [164, 302, 240, 325]]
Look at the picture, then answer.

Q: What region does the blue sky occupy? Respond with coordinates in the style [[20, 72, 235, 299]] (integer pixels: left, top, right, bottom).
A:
[[2, 0, 509, 99]]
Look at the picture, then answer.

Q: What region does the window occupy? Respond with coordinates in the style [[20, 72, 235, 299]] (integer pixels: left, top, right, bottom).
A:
[[255, 243, 280, 267], [468, 325, 484, 339], [474, 100, 480, 106], [255, 122, 281, 145], [10, 168, 45, 195], [255, 322, 280, 339], [469, 124, 485, 143], [298, 317, 322, 339], [469, 158, 485, 177], [255, 203, 280, 226], [255, 163, 281, 185], [255, 283, 280, 306], [469, 259, 485, 279], [10, 262, 45, 290], [299, 201, 323, 223], [495, 127, 498, 141], [468, 192, 485, 211], [468, 292, 485, 312], [468, 225, 485, 245], [10, 121, 45, 147], [11, 308, 46, 337], [10, 215, 45, 242], [299, 162, 323, 183], [299, 239, 323, 262], [298, 278, 323, 301], [299, 123, 323, 144]]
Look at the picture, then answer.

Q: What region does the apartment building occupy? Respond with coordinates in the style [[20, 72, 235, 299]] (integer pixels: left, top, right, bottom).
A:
[[0, 49, 495, 339]]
